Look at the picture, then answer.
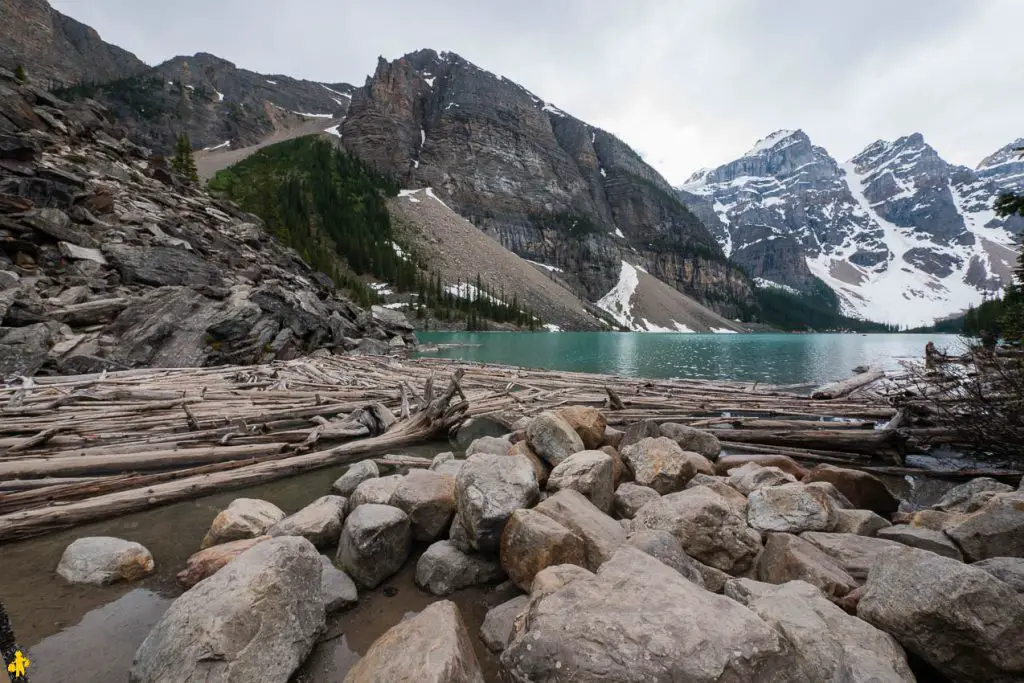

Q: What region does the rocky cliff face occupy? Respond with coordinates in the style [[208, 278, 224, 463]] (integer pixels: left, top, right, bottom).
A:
[[55, 52, 355, 157], [0, 0, 147, 88], [0, 68, 412, 378], [681, 130, 1023, 326], [342, 50, 754, 316]]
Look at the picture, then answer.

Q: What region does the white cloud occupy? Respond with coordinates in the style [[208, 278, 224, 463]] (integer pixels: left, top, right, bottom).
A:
[[53, 0, 1024, 183]]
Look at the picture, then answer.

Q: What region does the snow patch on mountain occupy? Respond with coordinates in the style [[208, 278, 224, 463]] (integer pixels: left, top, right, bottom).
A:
[[597, 261, 640, 330]]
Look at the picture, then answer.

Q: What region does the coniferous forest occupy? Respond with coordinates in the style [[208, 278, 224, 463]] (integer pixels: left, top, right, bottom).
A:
[[208, 137, 536, 329]]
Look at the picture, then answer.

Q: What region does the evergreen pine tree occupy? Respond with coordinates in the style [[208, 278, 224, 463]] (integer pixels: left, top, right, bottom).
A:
[[14, 65, 27, 81], [171, 133, 199, 183]]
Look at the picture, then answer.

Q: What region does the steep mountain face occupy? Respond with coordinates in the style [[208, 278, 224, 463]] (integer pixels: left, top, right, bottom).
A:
[[0, 0, 147, 88], [342, 49, 754, 316], [55, 52, 354, 156], [681, 130, 1023, 326], [0, 69, 413, 378]]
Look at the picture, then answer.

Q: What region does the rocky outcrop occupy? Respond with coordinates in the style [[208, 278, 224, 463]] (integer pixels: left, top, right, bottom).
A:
[[342, 50, 754, 316], [0, 0, 147, 87], [858, 546, 1024, 682], [130, 537, 325, 683], [56, 536, 154, 585], [0, 72, 413, 378], [501, 547, 794, 682], [343, 601, 485, 683], [415, 540, 505, 596]]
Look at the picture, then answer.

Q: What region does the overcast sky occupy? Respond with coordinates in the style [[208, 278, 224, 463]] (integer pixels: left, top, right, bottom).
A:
[[53, 0, 1023, 185]]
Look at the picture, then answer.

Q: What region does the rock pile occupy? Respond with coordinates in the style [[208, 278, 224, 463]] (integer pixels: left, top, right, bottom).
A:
[[73, 405, 1022, 682], [0, 69, 414, 378]]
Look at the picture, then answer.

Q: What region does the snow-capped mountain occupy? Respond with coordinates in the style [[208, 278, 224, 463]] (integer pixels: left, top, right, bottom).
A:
[[680, 130, 1023, 326]]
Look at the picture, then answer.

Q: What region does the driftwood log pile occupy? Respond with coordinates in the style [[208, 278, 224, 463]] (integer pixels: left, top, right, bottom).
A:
[[0, 355, 1016, 542]]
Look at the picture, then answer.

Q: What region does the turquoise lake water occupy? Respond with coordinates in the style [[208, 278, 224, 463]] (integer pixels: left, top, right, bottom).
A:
[[416, 332, 965, 385]]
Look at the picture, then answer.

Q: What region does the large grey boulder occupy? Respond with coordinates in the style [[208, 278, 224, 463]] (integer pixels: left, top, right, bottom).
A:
[[268, 495, 346, 548], [320, 555, 358, 613], [0, 322, 56, 377], [343, 600, 485, 683], [727, 462, 797, 495], [500, 508, 586, 591], [716, 453, 807, 479], [747, 482, 838, 533], [799, 531, 905, 580], [747, 580, 915, 682], [370, 304, 414, 332], [555, 406, 607, 450], [501, 547, 794, 682], [465, 435, 510, 457], [201, 498, 285, 549], [57, 537, 155, 586], [415, 540, 505, 596], [801, 463, 899, 514], [107, 244, 223, 288], [331, 460, 379, 497], [876, 526, 963, 561], [130, 537, 324, 683], [534, 489, 626, 570], [685, 473, 750, 512], [621, 436, 701, 494], [658, 422, 722, 460], [345, 474, 403, 515], [626, 529, 705, 587], [632, 485, 762, 574], [337, 504, 411, 589], [756, 533, 858, 599], [526, 411, 584, 466], [390, 469, 457, 541], [429, 452, 464, 478], [933, 477, 1015, 514], [858, 546, 1024, 682], [546, 450, 614, 513], [612, 482, 660, 519], [974, 557, 1024, 593], [945, 490, 1024, 561], [480, 595, 530, 652], [455, 453, 539, 554]]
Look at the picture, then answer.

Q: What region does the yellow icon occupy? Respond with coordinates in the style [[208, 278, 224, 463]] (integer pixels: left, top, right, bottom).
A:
[[7, 649, 30, 678]]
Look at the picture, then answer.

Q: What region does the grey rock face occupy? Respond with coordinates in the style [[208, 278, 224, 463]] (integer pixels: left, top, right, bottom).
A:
[[480, 595, 530, 653], [658, 422, 722, 460], [858, 546, 1024, 682], [876, 526, 964, 561], [945, 490, 1024, 561], [501, 547, 794, 682], [756, 532, 858, 599], [632, 485, 762, 574], [56, 536, 155, 585], [973, 557, 1024, 593], [747, 482, 839, 533], [533, 489, 626, 571], [130, 537, 325, 683], [342, 50, 753, 316], [626, 529, 705, 587], [934, 477, 1015, 514], [526, 411, 585, 467], [620, 436, 701, 495], [546, 450, 614, 513], [331, 460, 379, 497], [415, 540, 505, 596], [337, 504, 411, 589], [343, 600, 485, 683], [455, 453, 539, 554], [320, 555, 358, 613], [747, 580, 915, 682], [612, 482, 661, 519], [390, 469, 457, 542], [201, 498, 285, 549], [268, 495, 346, 549]]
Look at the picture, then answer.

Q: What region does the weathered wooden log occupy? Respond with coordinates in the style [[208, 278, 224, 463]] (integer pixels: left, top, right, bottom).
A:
[[710, 427, 907, 457], [811, 368, 885, 400]]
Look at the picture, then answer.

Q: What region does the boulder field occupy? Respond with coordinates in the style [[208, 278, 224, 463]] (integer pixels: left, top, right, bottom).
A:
[[55, 406, 1021, 682]]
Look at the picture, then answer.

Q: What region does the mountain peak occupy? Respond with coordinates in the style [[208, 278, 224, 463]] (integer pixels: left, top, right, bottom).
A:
[[743, 129, 806, 157]]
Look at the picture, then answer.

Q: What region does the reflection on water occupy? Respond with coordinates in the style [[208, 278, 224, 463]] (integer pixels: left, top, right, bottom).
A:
[[417, 332, 965, 384]]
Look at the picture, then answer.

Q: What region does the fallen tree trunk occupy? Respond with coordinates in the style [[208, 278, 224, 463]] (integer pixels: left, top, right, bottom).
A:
[[811, 368, 885, 400], [709, 427, 907, 458]]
